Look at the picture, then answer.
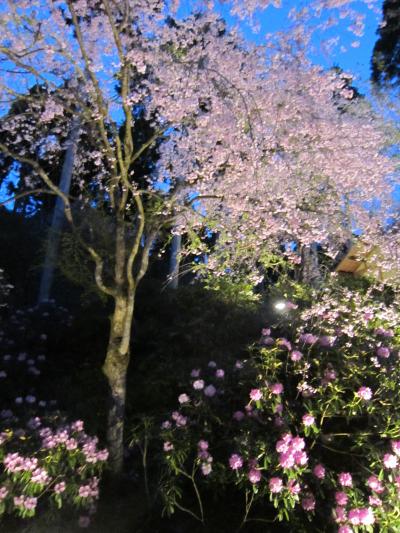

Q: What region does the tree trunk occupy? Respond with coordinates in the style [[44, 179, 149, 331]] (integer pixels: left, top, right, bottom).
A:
[[38, 117, 80, 304], [102, 292, 135, 476], [168, 233, 182, 289], [300, 243, 321, 288]]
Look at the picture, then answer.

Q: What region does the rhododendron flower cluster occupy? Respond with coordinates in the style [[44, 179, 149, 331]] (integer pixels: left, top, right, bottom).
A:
[[276, 434, 308, 469], [154, 285, 400, 529], [0, 416, 107, 521]]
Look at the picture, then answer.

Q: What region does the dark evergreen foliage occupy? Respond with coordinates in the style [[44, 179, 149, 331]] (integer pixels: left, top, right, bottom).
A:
[[371, 0, 400, 87]]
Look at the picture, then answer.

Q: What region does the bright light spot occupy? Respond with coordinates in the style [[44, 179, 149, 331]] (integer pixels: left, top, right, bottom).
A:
[[274, 301, 286, 311]]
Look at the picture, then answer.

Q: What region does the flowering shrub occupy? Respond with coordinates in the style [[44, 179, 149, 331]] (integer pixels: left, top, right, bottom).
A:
[[0, 415, 108, 522], [0, 301, 108, 527], [155, 282, 400, 531]]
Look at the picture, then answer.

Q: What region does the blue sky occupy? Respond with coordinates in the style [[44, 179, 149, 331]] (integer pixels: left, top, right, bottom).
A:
[[211, 0, 383, 89]]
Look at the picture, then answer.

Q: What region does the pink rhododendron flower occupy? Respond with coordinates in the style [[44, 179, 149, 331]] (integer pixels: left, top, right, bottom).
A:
[[215, 369, 225, 378], [198, 450, 209, 461], [367, 475, 384, 493], [338, 472, 352, 487], [262, 336, 275, 346], [299, 333, 318, 344], [249, 388, 262, 401], [276, 438, 290, 453], [357, 387, 372, 401], [279, 451, 295, 469], [301, 494, 315, 511], [324, 366, 337, 381], [204, 385, 217, 397], [178, 393, 190, 404], [377, 346, 390, 358], [290, 350, 303, 362], [287, 480, 301, 494], [175, 414, 187, 427], [261, 328, 271, 336], [54, 482, 66, 494], [201, 463, 212, 476], [302, 413, 315, 426], [278, 338, 292, 350], [369, 495, 382, 507], [392, 440, 400, 456], [248, 468, 262, 484], [338, 527, 353, 533], [294, 450, 308, 466], [229, 454, 243, 470], [233, 410, 245, 421], [193, 379, 205, 390], [270, 383, 283, 395], [319, 335, 333, 347], [163, 441, 174, 452], [71, 420, 84, 432], [383, 453, 398, 469], [348, 509, 361, 525], [334, 506, 347, 523], [358, 507, 375, 525], [349, 507, 375, 526], [269, 477, 283, 493], [313, 464, 325, 479], [198, 440, 209, 451], [190, 369, 200, 378], [290, 437, 305, 451]]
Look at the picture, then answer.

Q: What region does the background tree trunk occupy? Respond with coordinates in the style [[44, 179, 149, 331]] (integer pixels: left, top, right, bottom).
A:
[[38, 118, 80, 303], [300, 243, 322, 288], [168, 233, 182, 289]]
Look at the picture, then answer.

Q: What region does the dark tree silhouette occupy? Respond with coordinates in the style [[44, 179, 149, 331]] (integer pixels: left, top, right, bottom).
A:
[[371, 0, 400, 87]]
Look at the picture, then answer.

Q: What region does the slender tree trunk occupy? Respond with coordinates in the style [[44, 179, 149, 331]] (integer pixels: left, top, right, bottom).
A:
[[102, 291, 135, 475], [168, 233, 182, 289], [300, 243, 321, 288], [38, 117, 80, 304]]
